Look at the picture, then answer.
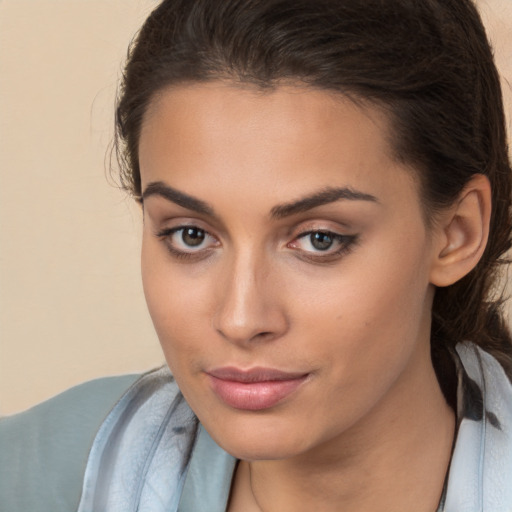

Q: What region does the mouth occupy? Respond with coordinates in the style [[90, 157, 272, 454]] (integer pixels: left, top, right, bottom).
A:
[[206, 367, 310, 411]]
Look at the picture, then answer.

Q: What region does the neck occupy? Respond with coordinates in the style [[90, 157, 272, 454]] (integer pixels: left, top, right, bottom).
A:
[[229, 343, 455, 512]]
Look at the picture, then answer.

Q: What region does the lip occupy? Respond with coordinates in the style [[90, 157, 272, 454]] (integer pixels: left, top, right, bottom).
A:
[[206, 367, 309, 411]]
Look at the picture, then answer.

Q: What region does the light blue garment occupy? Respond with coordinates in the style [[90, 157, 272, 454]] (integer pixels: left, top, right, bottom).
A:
[[441, 344, 512, 511], [2, 342, 512, 511], [76, 367, 236, 512], [0, 373, 141, 512], [75, 342, 512, 511]]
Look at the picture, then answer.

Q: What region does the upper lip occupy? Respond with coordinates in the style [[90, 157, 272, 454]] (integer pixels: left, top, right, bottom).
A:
[[207, 366, 309, 383]]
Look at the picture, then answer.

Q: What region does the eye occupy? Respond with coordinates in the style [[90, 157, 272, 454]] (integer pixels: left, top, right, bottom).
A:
[[304, 231, 337, 251], [156, 225, 219, 258], [288, 230, 357, 260], [177, 227, 208, 248]]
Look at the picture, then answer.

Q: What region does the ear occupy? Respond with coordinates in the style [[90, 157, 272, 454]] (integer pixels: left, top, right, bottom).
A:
[[429, 174, 491, 287]]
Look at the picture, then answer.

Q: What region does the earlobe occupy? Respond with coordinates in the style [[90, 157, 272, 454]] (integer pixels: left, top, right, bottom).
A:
[[429, 174, 491, 287]]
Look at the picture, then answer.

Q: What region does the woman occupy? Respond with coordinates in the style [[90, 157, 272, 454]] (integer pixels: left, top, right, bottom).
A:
[[2, 0, 512, 510]]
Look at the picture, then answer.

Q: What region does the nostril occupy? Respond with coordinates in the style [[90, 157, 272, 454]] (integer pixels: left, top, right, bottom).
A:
[[215, 326, 277, 344], [250, 331, 274, 341]]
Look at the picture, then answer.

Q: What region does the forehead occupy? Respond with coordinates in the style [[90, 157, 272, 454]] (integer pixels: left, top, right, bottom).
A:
[[138, 82, 418, 210]]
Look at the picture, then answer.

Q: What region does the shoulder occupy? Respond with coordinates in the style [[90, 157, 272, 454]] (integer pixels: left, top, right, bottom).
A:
[[0, 372, 143, 512]]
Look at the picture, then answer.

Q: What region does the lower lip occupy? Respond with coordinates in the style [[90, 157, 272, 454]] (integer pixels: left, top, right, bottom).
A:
[[208, 375, 308, 411]]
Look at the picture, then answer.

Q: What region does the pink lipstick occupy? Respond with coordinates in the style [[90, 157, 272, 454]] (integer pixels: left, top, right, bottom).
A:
[[207, 367, 309, 411]]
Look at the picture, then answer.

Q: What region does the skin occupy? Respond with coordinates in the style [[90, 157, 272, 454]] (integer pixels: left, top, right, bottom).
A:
[[139, 83, 458, 511]]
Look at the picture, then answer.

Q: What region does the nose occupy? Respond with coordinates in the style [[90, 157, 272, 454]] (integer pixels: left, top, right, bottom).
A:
[[213, 251, 288, 345]]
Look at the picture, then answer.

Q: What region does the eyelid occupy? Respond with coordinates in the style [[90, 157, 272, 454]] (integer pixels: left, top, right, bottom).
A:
[[287, 216, 353, 233], [143, 201, 225, 233], [151, 214, 218, 236]]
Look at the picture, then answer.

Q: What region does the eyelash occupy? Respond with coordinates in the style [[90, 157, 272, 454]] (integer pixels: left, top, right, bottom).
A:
[[155, 225, 358, 263]]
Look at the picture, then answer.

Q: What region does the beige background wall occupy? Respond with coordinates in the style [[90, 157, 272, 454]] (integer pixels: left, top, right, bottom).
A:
[[1, 0, 511, 415], [0, 0, 163, 416]]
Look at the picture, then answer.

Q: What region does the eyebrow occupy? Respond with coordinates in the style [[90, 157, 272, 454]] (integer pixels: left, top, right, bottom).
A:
[[141, 181, 377, 219], [141, 181, 215, 217], [270, 187, 378, 219]]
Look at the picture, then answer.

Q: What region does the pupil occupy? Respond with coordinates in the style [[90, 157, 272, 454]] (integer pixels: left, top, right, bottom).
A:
[[182, 228, 205, 247], [311, 232, 333, 251]]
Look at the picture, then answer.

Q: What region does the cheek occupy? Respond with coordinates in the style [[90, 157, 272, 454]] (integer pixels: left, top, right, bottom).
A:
[[287, 236, 433, 376], [142, 240, 199, 361], [282, 245, 433, 437]]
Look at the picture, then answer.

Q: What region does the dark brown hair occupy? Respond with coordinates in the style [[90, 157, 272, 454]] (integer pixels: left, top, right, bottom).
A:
[[115, 0, 512, 382]]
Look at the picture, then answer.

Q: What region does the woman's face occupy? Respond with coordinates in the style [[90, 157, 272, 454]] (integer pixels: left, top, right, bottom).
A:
[[139, 83, 442, 461]]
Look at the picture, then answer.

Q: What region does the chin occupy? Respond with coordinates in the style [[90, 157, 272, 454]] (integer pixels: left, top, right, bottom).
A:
[[204, 415, 313, 461], [219, 438, 306, 462]]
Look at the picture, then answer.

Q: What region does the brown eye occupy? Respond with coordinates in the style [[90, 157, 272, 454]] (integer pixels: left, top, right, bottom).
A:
[[156, 225, 220, 259], [182, 227, 206, 247]]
